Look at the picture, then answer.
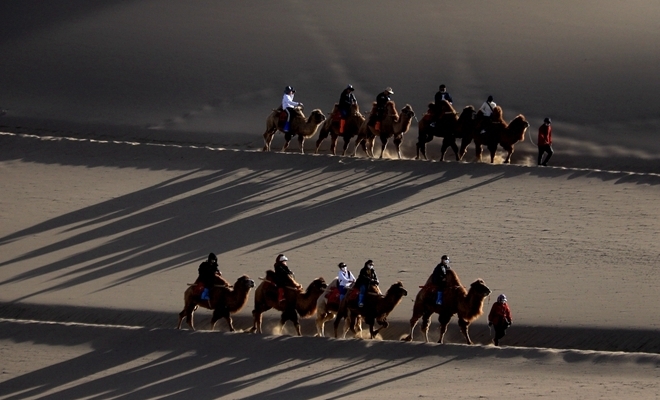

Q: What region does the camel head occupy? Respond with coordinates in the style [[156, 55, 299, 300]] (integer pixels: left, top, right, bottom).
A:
[[385, 281, 408, 298], [508, 115, 529, 141], [307, 277, 328, 293], [469, 279, 491, 298], [235, 275, 255, 290], [400, 104, 415, 119], [308, 109, 327, 125]]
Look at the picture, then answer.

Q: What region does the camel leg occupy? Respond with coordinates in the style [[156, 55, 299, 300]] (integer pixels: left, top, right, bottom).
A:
[[315, 128, 330, 154], [177, 304, 197, 330], [330, 135, 339, 155], [421, 313, 432, 343], [341, 137, 351, 157], [440, 141, 448, 161], [372, 318, 389, 339], [502, 145, 513, 164], [475, 144, 483, 162], [353, 135, 365, 157], [263, 129, 276, 152], [458, 318, 473, 344], [298, 135, 305, 154], [211, 307, 234, 332], [402, 306, 425, 342], [281, 133, 294, 152], [458, 137, 471, 161], [489, 145, 497, 163], [250, 309, 264, 334], [332, 311, 343, 338], [393, 135, 403, 159], [451, 142, 460, 161], [437, 314, 452, 344], [378, 135, 388, 159], [315, 311, 332, 337]]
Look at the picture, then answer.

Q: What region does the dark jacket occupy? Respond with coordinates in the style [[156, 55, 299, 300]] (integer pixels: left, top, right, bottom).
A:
[[431, 263, 450, 288], [376, 92, 391, 109], [355, 266, 379, 288], [274, 261, 293, 286], [434, 91, 453, 105], [338, 90, 357, 113], [198, 260, 220, 288]]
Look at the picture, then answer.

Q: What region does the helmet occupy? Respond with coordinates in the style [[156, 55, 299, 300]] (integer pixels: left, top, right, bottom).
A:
[[497, 294, 507, 303], [346, 84, 354, 91], [284, 86, 295, 94], [276, 254, 288, 263], [487, 95, 493, 102], [544, 117, 551, 124], [385, 87, 394, 95], [338, 262, 347, 269], [208, 252, 217, 263]]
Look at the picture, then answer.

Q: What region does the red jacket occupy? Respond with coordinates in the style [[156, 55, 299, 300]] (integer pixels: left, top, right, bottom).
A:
[[488, 302, 512, 326], [538, 124, 552, 146]]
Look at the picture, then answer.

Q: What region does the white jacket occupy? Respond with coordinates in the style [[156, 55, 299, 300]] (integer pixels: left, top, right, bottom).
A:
[[338, 269, 356, 288], [479, 101, 497, 116], [282, 93, 300, 109]]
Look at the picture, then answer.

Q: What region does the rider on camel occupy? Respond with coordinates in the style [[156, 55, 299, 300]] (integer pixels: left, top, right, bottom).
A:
[[274, 254, 296, 303], [197, 253, 222, 306], [431, 255, 451, 305], [337, 85, 357, 134], [356, 259, 379, 308]]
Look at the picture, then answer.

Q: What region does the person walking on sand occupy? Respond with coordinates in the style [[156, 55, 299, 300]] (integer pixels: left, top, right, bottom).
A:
[[488, 294, 513, 346], [538, 117, 553, 166]]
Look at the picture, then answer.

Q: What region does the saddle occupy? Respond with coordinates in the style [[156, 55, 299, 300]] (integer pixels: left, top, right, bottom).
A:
[[191, 283, 205, 297], [326, 287, 341, 308]]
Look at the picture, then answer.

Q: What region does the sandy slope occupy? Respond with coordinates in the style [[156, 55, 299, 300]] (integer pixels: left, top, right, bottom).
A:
[[2, 1, 660, 397], [1, 131, 660, 397]]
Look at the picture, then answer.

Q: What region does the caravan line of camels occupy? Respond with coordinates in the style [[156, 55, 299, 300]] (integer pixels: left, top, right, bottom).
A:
[[177, 266, 492, 345], [262, 99, 530, 164]]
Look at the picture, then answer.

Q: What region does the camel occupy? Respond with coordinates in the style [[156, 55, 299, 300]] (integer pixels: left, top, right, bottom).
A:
[[314, 278, 364, 337], [458, 106, 529, 164], [249, 271, 327, 336], [315, 103, 365, 156], [262, 106, 326, 153], [176, 275, 255, 332], [333, 281, 408, 339], [415, 100, 465, 161], [354, 101, 415, 159], [401, 269, 491, 344]]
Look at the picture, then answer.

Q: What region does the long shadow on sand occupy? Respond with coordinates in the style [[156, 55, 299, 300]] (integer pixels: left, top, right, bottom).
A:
[[1, 318, 658, 400], [0, 134, 658, 301]]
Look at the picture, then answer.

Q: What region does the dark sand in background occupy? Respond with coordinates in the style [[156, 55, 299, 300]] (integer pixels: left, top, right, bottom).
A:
[[2, 0, 660, 171]]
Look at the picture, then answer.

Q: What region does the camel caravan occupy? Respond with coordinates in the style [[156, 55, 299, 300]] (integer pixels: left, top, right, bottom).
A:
[[177, 254, 496, 345], [263, 85, 530, 164]]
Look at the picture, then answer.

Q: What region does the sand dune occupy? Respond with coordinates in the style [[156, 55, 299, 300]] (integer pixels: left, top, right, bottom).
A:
[[2, 1, 660, 397]]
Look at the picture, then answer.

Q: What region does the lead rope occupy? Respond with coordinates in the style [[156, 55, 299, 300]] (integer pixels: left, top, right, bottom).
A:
[[528, 124, 537, 146]]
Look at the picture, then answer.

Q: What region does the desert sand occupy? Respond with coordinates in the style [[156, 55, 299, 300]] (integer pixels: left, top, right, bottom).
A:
[[2, 1, 660, 399]]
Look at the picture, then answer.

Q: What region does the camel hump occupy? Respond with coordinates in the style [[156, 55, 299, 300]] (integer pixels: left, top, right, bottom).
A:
[[264, 270, 276, 282]]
